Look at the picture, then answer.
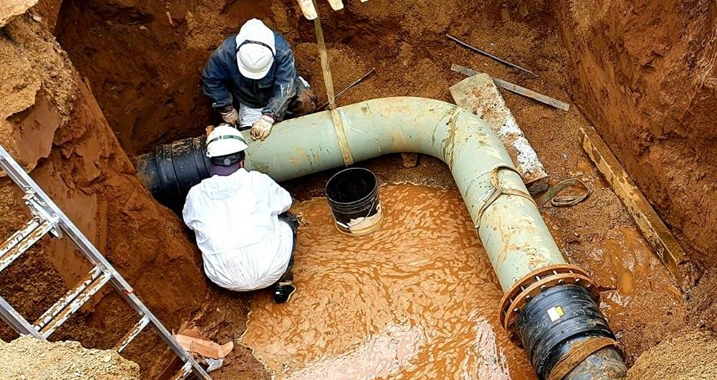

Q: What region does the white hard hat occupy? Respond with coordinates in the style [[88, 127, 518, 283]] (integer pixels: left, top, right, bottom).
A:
[[206, 124, 248, 158], [236, 19, 276, 80]]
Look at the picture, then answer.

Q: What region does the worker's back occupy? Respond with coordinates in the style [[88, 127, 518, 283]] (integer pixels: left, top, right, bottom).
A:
[[182, 168, 293, 291]]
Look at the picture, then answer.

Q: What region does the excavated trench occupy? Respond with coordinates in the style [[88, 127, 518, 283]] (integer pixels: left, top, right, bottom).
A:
[[1, 0, 717, 379]]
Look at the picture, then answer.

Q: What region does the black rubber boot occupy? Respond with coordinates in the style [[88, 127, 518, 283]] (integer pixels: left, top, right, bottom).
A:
[[273, 281, 296, 304]]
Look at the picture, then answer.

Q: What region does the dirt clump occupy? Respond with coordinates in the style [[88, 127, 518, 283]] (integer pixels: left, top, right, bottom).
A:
[[689, 267, 717, 333], [1, 14, 76, 170], [625, 329, 717, 380], [0, 335, 140, 380], [0, 0, 36, 27]]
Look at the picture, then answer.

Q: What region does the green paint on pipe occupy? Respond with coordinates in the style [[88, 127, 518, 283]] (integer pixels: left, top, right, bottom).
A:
[[241, 97, 566, 291]]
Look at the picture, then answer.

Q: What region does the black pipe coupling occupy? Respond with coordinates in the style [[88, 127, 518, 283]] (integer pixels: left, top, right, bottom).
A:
[[515, 284, 619, 380], [135, 136, 211, 207]]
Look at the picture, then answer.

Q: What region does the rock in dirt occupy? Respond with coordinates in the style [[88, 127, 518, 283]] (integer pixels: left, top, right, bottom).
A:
[[0, 336, 139, 380], [626, 330, 717, 380], [0, 0, 37, 27]]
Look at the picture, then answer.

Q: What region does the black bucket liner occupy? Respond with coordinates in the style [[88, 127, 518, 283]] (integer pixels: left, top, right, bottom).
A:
[[325, 167, 383, 235]]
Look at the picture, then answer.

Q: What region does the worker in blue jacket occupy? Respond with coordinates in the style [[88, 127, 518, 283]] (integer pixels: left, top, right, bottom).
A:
[[202, 19, 316, 141]]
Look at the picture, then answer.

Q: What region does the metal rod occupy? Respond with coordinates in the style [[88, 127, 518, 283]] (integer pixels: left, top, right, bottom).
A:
[[115, 315, 151, 353], [451, 63, 569, 111], [0, 220, 54, 272], [446, 34, 538, 77], [0, 297, 44, 339], [318, 68, 376, 111]]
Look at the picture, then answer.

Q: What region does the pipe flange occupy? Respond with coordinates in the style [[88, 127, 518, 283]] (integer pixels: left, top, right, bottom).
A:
[[499, 264, 598, 346]]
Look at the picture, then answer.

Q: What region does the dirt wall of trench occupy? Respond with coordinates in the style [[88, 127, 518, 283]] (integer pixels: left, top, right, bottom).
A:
[[551, 0, 717, 268], [14, 0, 716, 375], [0, 13, 209, 375]]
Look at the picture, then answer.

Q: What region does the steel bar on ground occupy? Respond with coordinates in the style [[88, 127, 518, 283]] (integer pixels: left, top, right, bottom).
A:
[[317, 68, 376, 110], [446, 34, 538, 77], [451, 63, 569, 111]]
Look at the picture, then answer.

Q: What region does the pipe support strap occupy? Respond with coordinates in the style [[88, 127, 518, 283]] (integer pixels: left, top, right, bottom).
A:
[[475, 164, 535, 228], [330, 108, 354, 166]]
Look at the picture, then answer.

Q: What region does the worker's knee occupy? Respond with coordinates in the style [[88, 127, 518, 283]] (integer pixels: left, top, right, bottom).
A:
[[290, 89, 318, 116]]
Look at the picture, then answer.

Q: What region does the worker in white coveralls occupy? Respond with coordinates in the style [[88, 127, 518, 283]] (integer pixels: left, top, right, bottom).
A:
[[182, 124, 298, 303], [201, 18, 316, 141]]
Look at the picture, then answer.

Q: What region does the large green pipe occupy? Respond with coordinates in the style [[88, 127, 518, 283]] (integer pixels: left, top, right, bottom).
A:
[[245, 97, 565, 291], [136, 97, 625, 380]]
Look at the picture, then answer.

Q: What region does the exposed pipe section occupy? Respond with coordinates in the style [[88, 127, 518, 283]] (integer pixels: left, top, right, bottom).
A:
[[136, 97, 626, 380]]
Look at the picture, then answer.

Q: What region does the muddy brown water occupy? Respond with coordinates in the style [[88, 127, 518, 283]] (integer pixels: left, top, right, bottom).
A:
[[240, 183, 685, 379], [242, 184, 536, 379]]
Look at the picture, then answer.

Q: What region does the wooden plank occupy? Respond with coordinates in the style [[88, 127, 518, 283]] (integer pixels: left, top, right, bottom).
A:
[[580, 125, 689, 286], [451, 64, 570, 111], [450, 74, 549, 194]]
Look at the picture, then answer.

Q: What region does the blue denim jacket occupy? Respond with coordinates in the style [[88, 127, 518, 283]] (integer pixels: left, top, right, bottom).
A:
[[201, 32, 297, 121]]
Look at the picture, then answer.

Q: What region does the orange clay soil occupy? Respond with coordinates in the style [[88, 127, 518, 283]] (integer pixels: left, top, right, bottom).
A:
[[0, 0, 714, 378]]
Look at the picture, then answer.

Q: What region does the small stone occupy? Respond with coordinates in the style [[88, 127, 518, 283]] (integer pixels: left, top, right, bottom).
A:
[[103, 354, 112, 363], [31, 14, 42, 22]]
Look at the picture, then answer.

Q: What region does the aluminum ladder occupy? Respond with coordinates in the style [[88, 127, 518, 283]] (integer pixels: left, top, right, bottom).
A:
[[0, 144, 212, 380]]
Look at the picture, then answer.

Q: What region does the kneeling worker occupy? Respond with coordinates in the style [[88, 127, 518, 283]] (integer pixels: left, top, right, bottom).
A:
[[202, 18, 316, 141], [182, 124, 298, 303]]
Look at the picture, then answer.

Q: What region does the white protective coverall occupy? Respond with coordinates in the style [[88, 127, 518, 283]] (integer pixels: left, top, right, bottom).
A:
[[182, 168, 293, 291]]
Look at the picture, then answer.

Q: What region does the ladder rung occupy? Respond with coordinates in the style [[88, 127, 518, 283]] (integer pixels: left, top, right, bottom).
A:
[[34, 266, 112, 338], [0, 219, 55, 272], [114, 315, 151, 353], [169, 362, 193, 380]]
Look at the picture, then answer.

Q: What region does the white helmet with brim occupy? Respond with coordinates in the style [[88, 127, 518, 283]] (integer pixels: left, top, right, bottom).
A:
[[206, 124, 248, 158], [236, 19, 276, 80]]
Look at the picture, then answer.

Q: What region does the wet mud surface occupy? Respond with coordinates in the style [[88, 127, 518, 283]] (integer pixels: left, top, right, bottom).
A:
[[239, 181, 687, 378], [242, 184, 536, 379]]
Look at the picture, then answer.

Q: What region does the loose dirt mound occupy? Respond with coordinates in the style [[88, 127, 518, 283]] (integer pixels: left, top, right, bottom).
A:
[[626, 330, 717, 379], [0, 336, 140, 380]]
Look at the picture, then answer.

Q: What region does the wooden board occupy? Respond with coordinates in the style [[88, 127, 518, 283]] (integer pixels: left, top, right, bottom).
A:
[[450, 74, 549, 194], [580, 126, 689, 286]]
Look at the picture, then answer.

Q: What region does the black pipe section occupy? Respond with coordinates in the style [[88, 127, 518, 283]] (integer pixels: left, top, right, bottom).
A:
[[563, 347, 627, 380], [135, 136, 210, 206], [516, 284, 626, 380]]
